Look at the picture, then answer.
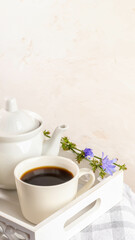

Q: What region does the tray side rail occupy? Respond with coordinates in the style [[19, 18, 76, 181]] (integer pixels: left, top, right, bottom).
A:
[[35, 171, 123, 240]]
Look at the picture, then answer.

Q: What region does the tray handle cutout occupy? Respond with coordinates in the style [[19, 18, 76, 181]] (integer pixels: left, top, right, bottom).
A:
[[64, 198, 101, 238]]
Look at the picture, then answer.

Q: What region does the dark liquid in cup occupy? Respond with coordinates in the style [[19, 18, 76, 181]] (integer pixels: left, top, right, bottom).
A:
[[20, 166, 74, 186]]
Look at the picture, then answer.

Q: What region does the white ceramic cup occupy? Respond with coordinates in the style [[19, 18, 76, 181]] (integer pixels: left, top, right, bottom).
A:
[[14, 156, 95, 224]]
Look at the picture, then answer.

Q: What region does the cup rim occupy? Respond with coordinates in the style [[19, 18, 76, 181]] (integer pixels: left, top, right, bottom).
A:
[[14, 156, 79, 189]]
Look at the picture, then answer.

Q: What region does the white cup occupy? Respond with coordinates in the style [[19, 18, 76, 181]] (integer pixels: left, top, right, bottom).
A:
[[14, 156, 95, 224]]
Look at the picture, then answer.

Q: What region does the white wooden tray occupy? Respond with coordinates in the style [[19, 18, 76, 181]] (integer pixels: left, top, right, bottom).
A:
[[0, 167, 123, 240]]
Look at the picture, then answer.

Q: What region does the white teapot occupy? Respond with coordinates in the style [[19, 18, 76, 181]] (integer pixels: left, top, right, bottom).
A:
[[0, 98, 68, 189]]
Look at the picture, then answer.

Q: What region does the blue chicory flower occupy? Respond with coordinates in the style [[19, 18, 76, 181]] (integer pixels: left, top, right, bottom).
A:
[[101, 152, 117, 175], [84, 148, 94, 159]]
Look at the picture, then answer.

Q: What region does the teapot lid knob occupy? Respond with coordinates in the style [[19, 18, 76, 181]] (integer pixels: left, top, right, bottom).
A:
[[0, 97, 40, 136], [5, 97, 18, 112]]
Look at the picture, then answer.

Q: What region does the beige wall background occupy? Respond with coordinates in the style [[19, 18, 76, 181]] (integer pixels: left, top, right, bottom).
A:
[[0, 0, 135, 191]]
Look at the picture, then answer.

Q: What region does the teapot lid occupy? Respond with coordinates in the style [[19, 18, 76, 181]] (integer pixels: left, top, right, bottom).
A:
[[0, 98, 39, 136]]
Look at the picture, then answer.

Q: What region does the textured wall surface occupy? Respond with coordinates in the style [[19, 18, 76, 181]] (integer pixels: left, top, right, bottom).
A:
[[0, 0, 135, 191]]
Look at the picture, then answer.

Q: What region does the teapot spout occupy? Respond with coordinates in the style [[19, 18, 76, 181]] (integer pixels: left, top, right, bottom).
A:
[[42, 124, 68, 156]]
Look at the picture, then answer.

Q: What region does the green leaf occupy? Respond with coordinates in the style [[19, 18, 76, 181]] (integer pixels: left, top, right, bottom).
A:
[[61, 137, 77, 151], [76, 151, 85, 163], [99, 169, 106, 179], [119, 164, 127, 171], [43, 130, 51, 138]]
